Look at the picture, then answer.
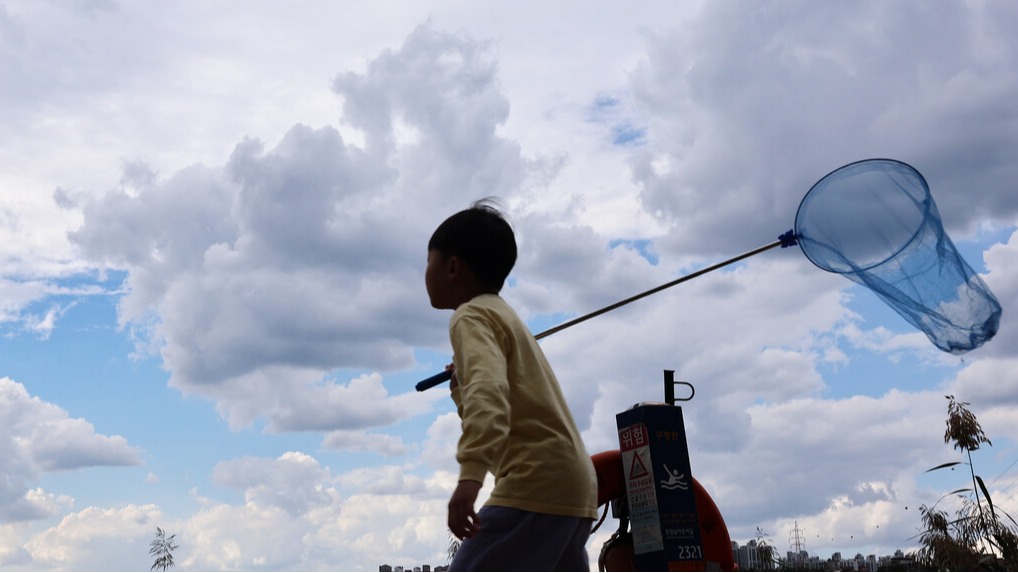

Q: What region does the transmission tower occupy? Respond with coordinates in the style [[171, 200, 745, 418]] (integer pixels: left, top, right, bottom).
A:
[[788, 520, 806, 554]]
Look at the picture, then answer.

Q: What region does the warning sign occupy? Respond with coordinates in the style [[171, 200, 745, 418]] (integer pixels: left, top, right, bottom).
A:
[[629, 451, 649, 479], [621, 441, 663, 554]]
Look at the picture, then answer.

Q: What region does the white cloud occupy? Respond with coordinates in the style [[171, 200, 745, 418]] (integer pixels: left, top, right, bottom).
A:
[[0, 377, 141, 521], [0, 522, 32, 568], [22, 504, 163, 571], [978, 229, 1018, 357], [168, 453, 453, 570], [322, 429, 411, 457], [201, 368, 443, 433], [66, 24, 541, 433], [628, 1, 1018, 257], [212, 452, 338, 518], [181, 501, 309, 570], [418, 412, 461, 474], [0, 279, 51, 327]]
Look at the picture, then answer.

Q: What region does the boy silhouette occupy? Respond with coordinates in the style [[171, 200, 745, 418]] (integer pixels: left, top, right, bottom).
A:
[[425, 201, 597, 571]]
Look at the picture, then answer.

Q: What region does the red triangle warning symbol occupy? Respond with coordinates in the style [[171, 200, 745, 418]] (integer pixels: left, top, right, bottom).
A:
[[629, 452, 649, 479]]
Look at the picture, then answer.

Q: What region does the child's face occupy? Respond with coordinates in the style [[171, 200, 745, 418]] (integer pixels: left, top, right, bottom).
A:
[[425, 249, 455, 309]]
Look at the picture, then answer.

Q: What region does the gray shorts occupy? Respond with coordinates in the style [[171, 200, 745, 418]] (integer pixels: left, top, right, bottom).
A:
[[449, 506, 592, 572]]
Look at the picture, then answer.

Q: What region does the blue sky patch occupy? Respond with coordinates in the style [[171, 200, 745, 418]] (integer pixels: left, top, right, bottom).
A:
[[609, 238, 659, 265], [588, 94, 647, 148]]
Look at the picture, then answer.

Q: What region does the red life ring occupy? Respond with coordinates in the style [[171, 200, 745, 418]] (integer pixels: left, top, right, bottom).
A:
[[591, 450, 736, 572]]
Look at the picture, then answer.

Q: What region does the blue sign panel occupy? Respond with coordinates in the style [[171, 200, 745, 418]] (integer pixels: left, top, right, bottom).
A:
[[617, 403, 705, 571]]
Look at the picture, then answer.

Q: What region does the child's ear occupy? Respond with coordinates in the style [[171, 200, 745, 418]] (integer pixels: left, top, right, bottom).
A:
[[446, 255, 471, 283], [446, 255, 461, 277]]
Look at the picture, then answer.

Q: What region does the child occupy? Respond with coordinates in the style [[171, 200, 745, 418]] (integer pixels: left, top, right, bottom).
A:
[[425, 200, 598, 571]]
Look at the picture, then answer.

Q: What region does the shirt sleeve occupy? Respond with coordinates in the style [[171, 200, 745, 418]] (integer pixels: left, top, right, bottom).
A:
[[450, 310, 512, 483]]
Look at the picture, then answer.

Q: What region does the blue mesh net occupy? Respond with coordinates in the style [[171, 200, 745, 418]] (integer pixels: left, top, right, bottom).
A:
[[794, 159, 1001, 354]]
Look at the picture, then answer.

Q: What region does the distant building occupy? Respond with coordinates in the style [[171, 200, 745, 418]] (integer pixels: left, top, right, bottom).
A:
[[731, 539, 920, 572], [786, 549, 810, 568], [735, 539, 765, 571], [378, 564, 432, 572]]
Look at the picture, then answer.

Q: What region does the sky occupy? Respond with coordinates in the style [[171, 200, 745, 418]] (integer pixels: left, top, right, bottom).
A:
[[1, 0, 1017, 570]]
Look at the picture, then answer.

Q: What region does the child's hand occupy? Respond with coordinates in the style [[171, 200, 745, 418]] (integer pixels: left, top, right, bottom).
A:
[[447, 479, 482, 539], [445, 363, 458, 389]]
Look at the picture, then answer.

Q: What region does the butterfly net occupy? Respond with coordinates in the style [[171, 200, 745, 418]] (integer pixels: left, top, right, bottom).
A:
[[794, 159, 1001, 354]]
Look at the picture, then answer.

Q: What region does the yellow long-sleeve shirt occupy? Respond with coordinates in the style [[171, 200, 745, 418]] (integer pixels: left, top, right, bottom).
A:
[[449, 294, 598, 520]]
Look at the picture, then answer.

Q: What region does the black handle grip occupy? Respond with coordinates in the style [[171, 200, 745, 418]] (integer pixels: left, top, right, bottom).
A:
[[415, 369, 453, 392]]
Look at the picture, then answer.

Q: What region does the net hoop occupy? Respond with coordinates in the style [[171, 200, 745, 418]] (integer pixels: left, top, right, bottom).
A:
[[794, 158, 932, 274]]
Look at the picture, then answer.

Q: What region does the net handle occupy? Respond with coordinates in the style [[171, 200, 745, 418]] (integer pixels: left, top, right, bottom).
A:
[[415, 233, 794, 391]]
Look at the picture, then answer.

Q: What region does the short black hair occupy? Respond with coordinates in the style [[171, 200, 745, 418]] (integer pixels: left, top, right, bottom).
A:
[[428, 199, 517, 292]]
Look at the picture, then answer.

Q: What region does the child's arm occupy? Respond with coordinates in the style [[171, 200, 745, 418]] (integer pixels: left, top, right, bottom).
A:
[[450, 315, 511, 482], [447, 310, 511, 538]]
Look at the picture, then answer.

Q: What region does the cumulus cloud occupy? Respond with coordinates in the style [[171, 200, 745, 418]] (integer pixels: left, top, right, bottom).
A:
[[22, 504, 162, 571], [538, 255, 848, 440], [627, 1, 1018, 257], [0, 377, 141, 522], [67, 23, 545, 432], [0, 523, 32, 568], [418, 412, 461, 474], [212, 452, 338, 517], [176, 452, 452, 570]]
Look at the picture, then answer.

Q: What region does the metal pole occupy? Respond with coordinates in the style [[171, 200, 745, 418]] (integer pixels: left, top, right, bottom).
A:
[[416, 238, 786, 391]]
